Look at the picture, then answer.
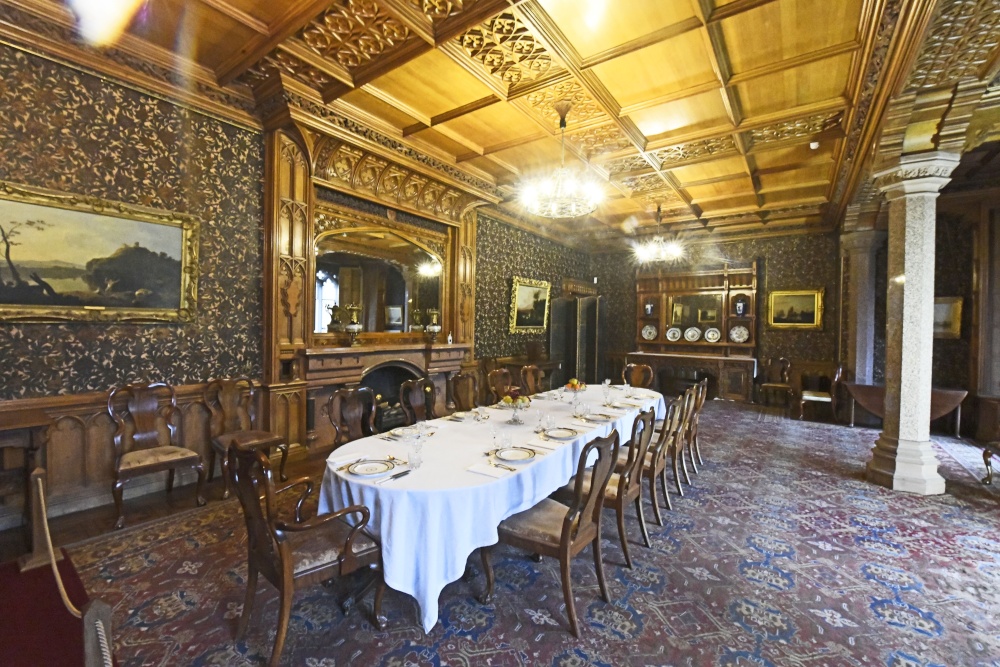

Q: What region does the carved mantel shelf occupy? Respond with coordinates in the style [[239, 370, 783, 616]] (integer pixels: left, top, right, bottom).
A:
[[301, 343, 470, 387]]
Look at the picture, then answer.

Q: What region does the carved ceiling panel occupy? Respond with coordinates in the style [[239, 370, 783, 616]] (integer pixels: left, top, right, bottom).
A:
[[619, 172, 668, 193], [906, 0, 1000, 91], [312, 135, 477, 224], [457, 11, 555, 87], [567, 123, 633, 159], [523, 79, 606, 130], [409, 0, 472, 22], [648, 136, 738, 166], [604, 153, 654, 175], [746, 112, 844, 149], [299, 0, 413, 72], [243, 51, 334, 90]]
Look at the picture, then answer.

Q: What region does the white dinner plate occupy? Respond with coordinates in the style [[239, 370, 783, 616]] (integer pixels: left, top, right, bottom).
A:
[[392, 426, 418, 436], [347, 459, 395, 476], [585, 413, 616, 422], [544, 427, 579, 440], [494, 447, 536, 462], [451, 411, 469, 420]]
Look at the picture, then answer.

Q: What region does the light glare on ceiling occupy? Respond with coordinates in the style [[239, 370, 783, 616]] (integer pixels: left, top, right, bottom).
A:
[[70, 0, 144, 45]]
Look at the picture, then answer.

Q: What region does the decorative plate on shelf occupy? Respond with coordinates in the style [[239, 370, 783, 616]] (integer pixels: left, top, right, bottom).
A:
[[729, 325, 750, 343], [704, 327, 721, 343], [665, 327, 682, 342], [641, 324, 658, 341], [684, 327, 702, 342]]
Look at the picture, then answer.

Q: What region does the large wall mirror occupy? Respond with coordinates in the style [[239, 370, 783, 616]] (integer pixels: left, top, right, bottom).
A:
[[668, 293, 724, 328], [315, 228, 444, 335]]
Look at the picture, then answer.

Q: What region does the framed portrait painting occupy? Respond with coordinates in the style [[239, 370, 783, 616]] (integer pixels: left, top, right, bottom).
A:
[[509, 276, 551, 334], [768, 289, 824, 329], [0, 181, 199, 322]]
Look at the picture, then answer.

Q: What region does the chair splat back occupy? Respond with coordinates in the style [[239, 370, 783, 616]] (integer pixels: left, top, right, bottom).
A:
[[623, 363, 654, 389], [520, 365, 543, 395], [328, 387, 378, 445], [400, 377, 437, 425], [204, 377, 255, 436], [450, 372, 479, 411], [487, 368, 513, 403], [109, 382, 177, 457], [620, 409, 655, 488], [564, 432, 620, 543], [228, 447, 283, 581]]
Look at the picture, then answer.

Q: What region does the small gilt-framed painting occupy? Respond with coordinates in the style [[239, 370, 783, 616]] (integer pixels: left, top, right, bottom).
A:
[[509, 276, 551, 333], [933, 296, 962, 339], [768, 289, 824, 329], [697, 308, 718, 324]]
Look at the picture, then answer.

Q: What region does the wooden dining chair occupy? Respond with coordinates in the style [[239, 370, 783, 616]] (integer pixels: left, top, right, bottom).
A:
[[683, 378, 709, 475], [758, 357, 793, 407], [204, 377, 288, 500], [480, 432, 620, 637], [228, 445, 386, 667], [107, 382, 206, 530], [328, 387, 378, 446], [622, 363, 654, 389], [630, 400, 682, 525], [400, 377, 437, 425], [672, 388, 697, 495], [450, 372, 479, 412], [486, 368, 513, 403], [798, 365, 843, 421], [557, 410, 655, 569], [520, 365, 543, 396]]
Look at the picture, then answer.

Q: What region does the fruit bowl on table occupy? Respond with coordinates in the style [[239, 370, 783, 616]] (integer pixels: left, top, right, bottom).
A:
[[496, 395, 530, 409], [563, 379, 588, 393]]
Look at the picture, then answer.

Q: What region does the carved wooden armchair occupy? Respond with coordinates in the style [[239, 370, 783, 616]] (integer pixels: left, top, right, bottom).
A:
[[107, 382, 206, 530], [558, 410, 654, 569], [520, 365, 543, 396], [683, 378, 709, 475], [450, 372, 479, 412], [328, 387, 378, 447], [486, 368, 513, 404], [758, 357, 793, 407], [480, 432, 620, 637], [630, 400, 681, 525], [400, 377, 437, 425], [622, 363, 654, 389], [671, 388, 698, 495], [204, 377, 288, 500], [228, 445, 385, 667]]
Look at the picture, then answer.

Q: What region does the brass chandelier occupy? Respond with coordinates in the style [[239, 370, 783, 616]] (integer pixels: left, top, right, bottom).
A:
[[519, 100, 604, 219], [634, 205, 685, 262]]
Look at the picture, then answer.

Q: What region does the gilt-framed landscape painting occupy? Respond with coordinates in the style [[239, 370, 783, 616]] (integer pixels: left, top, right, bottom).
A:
[[933, 296, 962, 339], [0, 181, 199, 322], [768, 289, 824, 329], [509, 276, 550, 334]]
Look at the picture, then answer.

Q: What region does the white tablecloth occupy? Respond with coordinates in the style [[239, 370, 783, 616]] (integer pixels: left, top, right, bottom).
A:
[[317, 385, 666, 632]]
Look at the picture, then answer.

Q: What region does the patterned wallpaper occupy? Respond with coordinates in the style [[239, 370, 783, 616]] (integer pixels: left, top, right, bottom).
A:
[[0, 45, 264, 399], [474, 213, 589, 359], [590, 251, 637, 359], [596, 234, 842, 364]]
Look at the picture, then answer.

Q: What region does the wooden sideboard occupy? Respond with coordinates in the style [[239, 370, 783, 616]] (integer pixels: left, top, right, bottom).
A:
[[627, 352, 757, 402]]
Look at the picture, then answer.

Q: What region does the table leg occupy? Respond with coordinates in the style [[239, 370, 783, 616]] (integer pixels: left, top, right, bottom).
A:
[[954, 404, 961, 439], [849, 398, 855, 428], [983, 447, 994, 485]]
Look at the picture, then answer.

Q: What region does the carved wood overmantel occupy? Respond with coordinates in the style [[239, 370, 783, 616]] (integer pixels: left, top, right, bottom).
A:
[[260, 88, 484, 452]]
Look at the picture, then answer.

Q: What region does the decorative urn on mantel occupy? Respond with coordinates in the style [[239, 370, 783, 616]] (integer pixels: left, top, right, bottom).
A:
[[344, 304, 363, 347], [425, 308, 442, 344]]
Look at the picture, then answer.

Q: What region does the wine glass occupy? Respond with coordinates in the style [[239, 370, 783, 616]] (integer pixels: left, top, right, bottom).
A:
[[602, 383, 612, 406], [625, 384, 635, 399], [409, 437, 423, 469], [543, 414, 555, 431], [534, 410, 545, 433]]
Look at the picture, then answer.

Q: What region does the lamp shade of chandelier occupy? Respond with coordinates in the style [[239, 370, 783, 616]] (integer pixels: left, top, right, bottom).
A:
[[634, 205, 685, 263], [519, 100, 604, 219]]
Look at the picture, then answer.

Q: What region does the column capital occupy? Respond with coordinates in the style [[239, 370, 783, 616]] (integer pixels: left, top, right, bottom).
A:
[[874, 152, 961, 200], [840, 229, 886, 255]]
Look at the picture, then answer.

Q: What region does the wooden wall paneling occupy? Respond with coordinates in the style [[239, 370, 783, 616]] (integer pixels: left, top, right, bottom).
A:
[[0, 384, 221, 530], [453, 206, 478, 363], [263, 127, 313, 449]]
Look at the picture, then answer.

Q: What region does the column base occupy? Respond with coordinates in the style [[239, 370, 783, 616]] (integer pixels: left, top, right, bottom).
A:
[[866, 434, 946, 495]]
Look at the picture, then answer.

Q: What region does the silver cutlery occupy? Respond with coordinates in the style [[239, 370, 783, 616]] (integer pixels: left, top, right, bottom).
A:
[[375, 470, 411, 485], [487, 460, 515, 472], [336, 457, 365, 472]]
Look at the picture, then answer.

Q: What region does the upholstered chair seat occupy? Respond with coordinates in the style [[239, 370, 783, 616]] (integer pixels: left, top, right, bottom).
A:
[[288, 523, 379, 576], [497, 498, 578, 549], [119, 446, 201, 471]]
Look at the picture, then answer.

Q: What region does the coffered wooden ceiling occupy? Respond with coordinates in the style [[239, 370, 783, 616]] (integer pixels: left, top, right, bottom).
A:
[[0, 0, 904, 244]]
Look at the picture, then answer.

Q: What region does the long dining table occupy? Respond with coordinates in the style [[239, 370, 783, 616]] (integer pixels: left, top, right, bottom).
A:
[[317, 384, 668, 632]]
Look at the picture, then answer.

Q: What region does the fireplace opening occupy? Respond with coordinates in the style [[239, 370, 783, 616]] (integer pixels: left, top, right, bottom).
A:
[[360, 362, 423, 431]]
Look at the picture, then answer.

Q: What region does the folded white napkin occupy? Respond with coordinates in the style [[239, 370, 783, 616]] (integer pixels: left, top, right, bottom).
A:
[[467, 463, 509, 478], [329, 452, 363, 467], [572, 420, 594, 428]]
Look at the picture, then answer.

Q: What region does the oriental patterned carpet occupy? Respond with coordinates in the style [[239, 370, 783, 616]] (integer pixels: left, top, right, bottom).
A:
[[69, 402, 1000, 667]]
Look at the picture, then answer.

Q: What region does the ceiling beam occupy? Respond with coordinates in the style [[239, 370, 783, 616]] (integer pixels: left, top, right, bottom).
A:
[[579, 16, 704, 70], [196, 0, 269, 34], [402, 95, 500, 136], [728, 40, 862, 85], [278, 39, 355, 87], [216, 0, 333, 86], [706, 0, 781, 24]]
